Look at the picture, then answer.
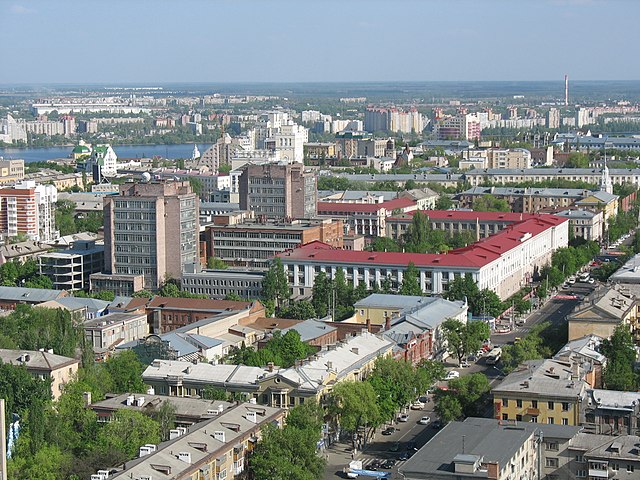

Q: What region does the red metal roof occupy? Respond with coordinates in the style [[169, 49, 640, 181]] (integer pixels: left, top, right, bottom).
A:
[[278, 215, 568, 269], [389, 210, 539, 222]]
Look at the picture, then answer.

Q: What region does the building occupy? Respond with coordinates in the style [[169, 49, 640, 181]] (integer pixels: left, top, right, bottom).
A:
[[0, 240, 50, 264], [397, 188, 439, 210], [463, 167, 640, 188], [89, 272, 145, 296], [399, 417, 581, 480], [118, 331, 224, 363], [581, 389, 640, 436], [554, 209, 604, 242], [278, 215, 569, 301], [386, 210, 538, 242], [574, 190, 619, 224], [143, 331, 393, 407], [90, 393, 235, 426], [38, 239, 104, 291], [0, 114, 27, 143], [0, 159, 24, 184], [553, 334, 606, 388], [205, 217, 343, 269], [103, 181, 199, 290], [547, 108, 561, 129], [109, 402, 286, 480], [0, 181, 58, 242], [83, 311, 149, 353], [180, 268, 264, 299], [435, 113, 481, 141], [492, 358, 591, 426], [568, 432, 640, 479], [86, 144, 118, 183], [303, 142, 337, 160], [567, 285, 638, 342], [316, 197, 417, 237], [457, 186, 597, 213], [238, 163, 317, 219], [0, 348, 79, 400], [39, 296, 110, 323], [364, 107, 424, 134], [0, 286, 67, 310]]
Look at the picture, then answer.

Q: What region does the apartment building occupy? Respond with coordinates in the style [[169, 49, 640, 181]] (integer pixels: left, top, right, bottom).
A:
[[238, 162, 317, 219], [0, 159, 24, 184], [204, 217, 343, 269], [492, 358, 591, 426], [458, 186, 596, 213], [278, 215, 568, 301], [103, 181, 199, 290], [386, 210, 537, 241], [568, 433, 640, 480], [464, 167, 640, 187], [400, 418, 581, 480], [109, 402, 286, 480], [581, 389, 640, 436], [0, 181, 58, 242], [39, 239, 104, 291], [316, 197, 417, 237], [0, 348, 79, 401], [567, 285, 638, 342]]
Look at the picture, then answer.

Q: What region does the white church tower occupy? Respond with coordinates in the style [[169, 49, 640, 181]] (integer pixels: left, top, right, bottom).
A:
[[192, 144, 201, 161], [600, 155, 613, 195]]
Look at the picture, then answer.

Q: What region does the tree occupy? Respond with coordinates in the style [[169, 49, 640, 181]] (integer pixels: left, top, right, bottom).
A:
[[147, 400, 176, 441], [262, 258, 290, 310], [474, 289, 505, 318], [201, 386, 229, 400], [329, 382, 381, 448], [399, 262, 422, 296], [104, 350, 146, 393], [188, 176, 204, 197], [311, 272, 331, 318], [566, 152, 590, 168], [436, 195, 453, 210], [96, 409, 160, 459], [441, 319, 489, 365], [277, 300, 316, 320], [601, 324, 637, 391], [433, 392, 463, 423], [444, 274, 479, 307], [473, 194, 510, 212], [447, 373, 491, 417], [207, 257, 228, 269], [367, 358, 422, 422]]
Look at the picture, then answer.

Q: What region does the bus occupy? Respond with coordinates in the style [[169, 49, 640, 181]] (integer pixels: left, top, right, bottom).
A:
[[486, 347, 502, 365]]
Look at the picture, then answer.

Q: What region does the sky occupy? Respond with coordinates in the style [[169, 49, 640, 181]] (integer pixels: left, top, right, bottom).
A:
[[1, 0, 639, 85]]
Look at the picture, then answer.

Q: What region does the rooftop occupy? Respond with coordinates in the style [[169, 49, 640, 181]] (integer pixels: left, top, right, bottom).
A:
[[0, 286, 66, 303], [0, 348, 78, 371]]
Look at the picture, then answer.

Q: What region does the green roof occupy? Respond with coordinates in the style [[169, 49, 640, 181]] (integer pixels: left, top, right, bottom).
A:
[[72, 145, 90, 153]]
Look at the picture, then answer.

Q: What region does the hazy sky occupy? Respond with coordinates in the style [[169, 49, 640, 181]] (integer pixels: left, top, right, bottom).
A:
[[1, 0, 639, 85]]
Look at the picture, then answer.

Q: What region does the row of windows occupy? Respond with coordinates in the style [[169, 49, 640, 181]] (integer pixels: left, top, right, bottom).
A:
[[214, 232, 303, 240], [503, 399, 571, 411], [114, 211, 156, 220], [114, 200, 155, 209]]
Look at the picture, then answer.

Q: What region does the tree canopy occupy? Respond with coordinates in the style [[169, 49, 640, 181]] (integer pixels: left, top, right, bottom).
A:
[[227, 330, 316, 368]]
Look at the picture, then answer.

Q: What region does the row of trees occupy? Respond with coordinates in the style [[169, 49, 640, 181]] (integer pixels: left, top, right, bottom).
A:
[[499, 321, 566, 374], [0, 259, 53, 289], [227, 330, 316, 368]]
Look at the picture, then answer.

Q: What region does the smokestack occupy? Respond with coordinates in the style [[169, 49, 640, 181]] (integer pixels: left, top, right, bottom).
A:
[[564, 74, 569, 107]]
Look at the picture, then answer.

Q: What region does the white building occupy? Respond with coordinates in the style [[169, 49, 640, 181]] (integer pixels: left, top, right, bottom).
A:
[[253, 112, 308, 163], [0, 114, 27, 144], [86, 144, 118, 182]]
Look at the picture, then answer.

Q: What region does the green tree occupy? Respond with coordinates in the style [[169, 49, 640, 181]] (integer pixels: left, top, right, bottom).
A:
[[566, 152, 590, 168], [329, 381, 381, 447], [436, 195, 454, 210], [446, 373, 491, 417], [201, 386, 229, 400], [433, 392, 463, 423], [444, 274, 480, 308], [277, 300, 317, 320], [262, 258, 290, 310], [147, 400, 176, 442], [441, 319, 489, 365], [104, 350, 146, 393], [188, 176, 204, 197], [96, 409, 160, 459], [472, 194, 510, 212], [399, 262, 422, 296], [601, 324, 637, 391], [207, 257, 228, 269], [367, 358, 420, 422], [311, 272, 331, 318]]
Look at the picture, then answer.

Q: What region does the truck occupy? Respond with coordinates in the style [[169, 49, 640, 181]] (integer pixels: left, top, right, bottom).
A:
[[344, 460, 391, 478], [486, 347, 502, 365]]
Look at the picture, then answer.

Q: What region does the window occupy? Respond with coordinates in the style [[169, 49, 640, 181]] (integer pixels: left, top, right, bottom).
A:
[[575, 455, 585, 463], [546, 442, 559, 451], [575, 470, 586, 478], [562, 402, 570, 411], [611, 463, 618, 471], [627, 465, 635, 473], [531, 400, 538, 408], [546, 458, 558, 468], [547, 417, 555, 424], [562, 418, 569, 425], [502, 398, 509, 408], [531, 416, 538, 423], [516, 399, 522, 408], [502, 414, 508, 420], [219, 468, 227, 479], [516, 415, 522, 421], [548, 401, 554, 410]]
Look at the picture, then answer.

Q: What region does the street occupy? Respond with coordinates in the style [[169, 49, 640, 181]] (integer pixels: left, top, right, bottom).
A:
[[323, 280, 599, 479]]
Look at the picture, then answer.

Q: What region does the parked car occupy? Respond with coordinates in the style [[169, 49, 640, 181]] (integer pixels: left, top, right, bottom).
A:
[[445, 371, 460, 380], [398, 451, 409, 461], [460, 360, 470, 367], [418, 416, 431, 425], [410, 401, 425, 410], [382, 459, 397, 469], [398, 414, 409, 422], [418, 395, 429, 404], [382, 426, 396, 435], [432, 420, 442, 429]]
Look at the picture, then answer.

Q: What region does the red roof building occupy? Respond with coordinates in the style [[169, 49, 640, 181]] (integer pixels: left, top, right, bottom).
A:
[[279, 215, 569, 301]]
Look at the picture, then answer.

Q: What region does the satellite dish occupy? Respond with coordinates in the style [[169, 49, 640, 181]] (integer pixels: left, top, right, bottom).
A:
[[141, 172, 151, 183]]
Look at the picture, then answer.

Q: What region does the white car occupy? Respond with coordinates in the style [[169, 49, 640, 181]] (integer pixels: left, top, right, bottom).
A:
[[411, 401, 425, 410], [398, 414, 409, 422], [445, 371, 460, 380], [418, 416, 431, 425]]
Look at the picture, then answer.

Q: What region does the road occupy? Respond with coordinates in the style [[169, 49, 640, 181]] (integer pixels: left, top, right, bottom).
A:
[[323, 280, 601, 479]]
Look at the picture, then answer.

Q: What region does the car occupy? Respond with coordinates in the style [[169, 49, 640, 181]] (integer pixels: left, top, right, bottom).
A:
[[445, 371, 460, 380], [568, 276, 576, 285], [482, 344, 492, 352], [398, 451, 409, 461], [431, 420, 442, 429], [390, 442, 400, 452], [460, 360, 470, 367], [410, 401, 425, 410], [477, 349, 486, 356], [418, 395, 429, 403], [467, 354, 478, 362], [382, 459, 397, 469], [398, 414, 409, 422], [588, 278, 595, 284], [382, 426, 396, 435], [418, 416, 431, 425], [514, 337, 522, 344]]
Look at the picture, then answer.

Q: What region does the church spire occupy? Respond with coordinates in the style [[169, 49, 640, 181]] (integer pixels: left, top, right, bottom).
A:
[[600, 151, 612, 195]]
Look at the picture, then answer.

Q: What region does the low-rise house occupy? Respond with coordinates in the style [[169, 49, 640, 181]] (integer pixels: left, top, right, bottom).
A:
[[280, 319, 338, 348], [109, 402, 286, 480], [39, 296, 110, 321], [0, 286, 67, 310], [492, 358, 590, 426], [399, 417, 581, 480], [0, 241, 50, 265], [90, 393, 234, 426], [83, 311, 149, 358], [574, 190, 619, 223], [568, 433, 640, 479], [118, 331, 224, 364], [581, 389, 640, 436], [567, 285, 638, 341], [553, 334, 606, 388], [0, 348, 79, 400]]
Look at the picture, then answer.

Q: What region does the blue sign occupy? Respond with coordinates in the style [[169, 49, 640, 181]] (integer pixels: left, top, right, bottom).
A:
[[350, 469, 391, 478]]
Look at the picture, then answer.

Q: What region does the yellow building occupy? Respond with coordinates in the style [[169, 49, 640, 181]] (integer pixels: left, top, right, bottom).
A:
[[0, 159, 24, 184], [492, 358, 589, 426], [574, 191, 619, 224], [567, 285, 638, 342], [110, 402, 286, 480]]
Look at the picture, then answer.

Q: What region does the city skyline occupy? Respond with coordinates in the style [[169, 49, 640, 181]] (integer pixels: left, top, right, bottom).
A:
[[2, 0, 640, 85]]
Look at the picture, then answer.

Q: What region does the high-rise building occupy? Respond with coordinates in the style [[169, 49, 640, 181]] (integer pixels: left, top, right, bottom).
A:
[[547, 108, 560, 129], [0, 181, 58, 242], [238, 163, 317, 219], [435, 114, 480, 141], [103, 181, 199, 290]]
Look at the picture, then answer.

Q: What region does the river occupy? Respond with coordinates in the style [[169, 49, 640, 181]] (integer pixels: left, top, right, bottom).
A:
[[0, 143, 212, 163]]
